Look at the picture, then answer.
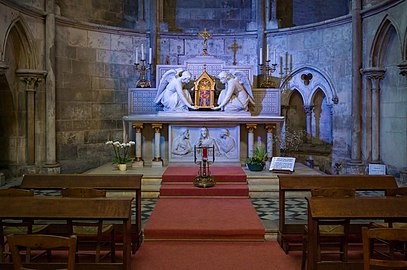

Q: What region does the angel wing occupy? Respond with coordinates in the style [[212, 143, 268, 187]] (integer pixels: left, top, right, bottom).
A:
[[230, 70, 255, 103], [154, 69, 178, 104]]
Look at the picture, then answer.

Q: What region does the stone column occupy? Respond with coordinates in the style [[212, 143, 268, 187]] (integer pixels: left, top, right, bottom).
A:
[[304, 105, 314, 145], [350, 0, 363, 164], [16, 70, 47, 165], [246, 124, 257, 158], [265, 124, 275, 161], [362, 67, 385, 163], [151, 124, 163, 167], [44, 0, 60, 172], [132, 123, 144, 167]]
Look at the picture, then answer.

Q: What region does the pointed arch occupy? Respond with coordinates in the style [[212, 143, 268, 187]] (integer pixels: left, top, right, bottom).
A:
[[281, 65, 338, 107], [369, 15, 402, 67], [1, 17, 37, 69]]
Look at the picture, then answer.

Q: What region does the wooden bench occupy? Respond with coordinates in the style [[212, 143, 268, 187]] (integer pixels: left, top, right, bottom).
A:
[[278, 175, 398, 253], [18, 174, 142, 253], [307, 196, 407, 270], [0, 196, 133, 270]]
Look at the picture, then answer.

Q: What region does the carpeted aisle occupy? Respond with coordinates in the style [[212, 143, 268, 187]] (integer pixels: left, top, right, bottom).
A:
[[134, 241, 302, 270]]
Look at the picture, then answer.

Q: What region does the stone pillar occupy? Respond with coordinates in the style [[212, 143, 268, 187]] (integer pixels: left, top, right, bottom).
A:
[[44, 0, 60, 172], [151, 124, 163, 167], [350, 0, 363, 164], [16, 70, 47, 165], [265, 124, 275, 161], [246, 124, 257, 158], [304, 105, 314, 145], [132, 123, 144, 167], [362, 67, 385, 163], [257, 0, 266, 85]]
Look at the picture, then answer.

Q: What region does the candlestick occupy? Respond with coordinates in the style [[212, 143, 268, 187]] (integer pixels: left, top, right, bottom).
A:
[[141, 44, 145, 60], [149, 48, 152, 64], [135, 48, 139, 64], [266, 45, 270, 61], [280, 56, 283, 74], [259, 47, 263, 65], [290, 54, 292, 72], [285, 52, 288, 69]]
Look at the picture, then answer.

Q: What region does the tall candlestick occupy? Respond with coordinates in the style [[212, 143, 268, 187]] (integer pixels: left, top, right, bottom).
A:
[[259, 47, 263, 65], [149, 48, 152, 64], [273, 48, 276, 64], [135, 48, 139, 64], [285, 51, 288, 69], [141, 44, 145, 60], [290, 54, 292, 72], [280, 56, 283, 73], [266, 45, 270, 61]]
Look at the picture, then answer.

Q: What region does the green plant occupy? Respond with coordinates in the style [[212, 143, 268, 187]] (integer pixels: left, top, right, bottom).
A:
[[246, 143, 268, 166], [106, 140, 135, 164]]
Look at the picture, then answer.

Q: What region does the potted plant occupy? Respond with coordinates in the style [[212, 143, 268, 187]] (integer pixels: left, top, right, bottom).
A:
[[246, 143, 268, 171], [106, 140, 135, 171]]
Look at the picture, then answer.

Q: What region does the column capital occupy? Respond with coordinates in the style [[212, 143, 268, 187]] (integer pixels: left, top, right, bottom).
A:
[[265, 124, 276, 132], [0, 61, 8, 74], [151, 123, 162, 130], [132, 123, 144, 132], [246, 124, 257, 132], [16, 69, 47, 91], [398, 60, 407, 76], [303, 105, 314, 114], [360, 67, 386, 80]]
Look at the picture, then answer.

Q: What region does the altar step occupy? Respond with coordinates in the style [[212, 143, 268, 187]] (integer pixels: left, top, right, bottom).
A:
[[159, 183, 249, 198]]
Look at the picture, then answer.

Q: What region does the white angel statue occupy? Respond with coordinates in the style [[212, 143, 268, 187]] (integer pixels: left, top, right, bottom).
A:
[[154, 68, 197, 112], [213, 69, 255, 112]]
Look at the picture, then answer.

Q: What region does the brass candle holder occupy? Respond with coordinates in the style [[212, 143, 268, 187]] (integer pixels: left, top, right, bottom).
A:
[[134, 60, 151, 88], [259, 60, 277, 88]]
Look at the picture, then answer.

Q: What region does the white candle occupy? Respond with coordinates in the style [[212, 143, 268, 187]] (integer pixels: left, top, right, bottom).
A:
[[149, 48, 152, 64], [273, 48, 276, 64], [135, 48, 139, 64], [266, 45, 270, 61], [285, 51, 288, 69], [259, 47, 263, 65], [141, 44, 145, 60]]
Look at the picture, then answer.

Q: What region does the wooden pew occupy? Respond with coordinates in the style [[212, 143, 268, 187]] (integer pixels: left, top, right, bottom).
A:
[[277, 175, 398, 253], [0, 196, 133, 270], [307, 196, 407, 270], [19, 174, 142, 253]]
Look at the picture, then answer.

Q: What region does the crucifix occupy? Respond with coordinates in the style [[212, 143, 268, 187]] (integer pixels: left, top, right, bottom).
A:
[[228, 39, 242, 65], [198, 28, 212, 56]]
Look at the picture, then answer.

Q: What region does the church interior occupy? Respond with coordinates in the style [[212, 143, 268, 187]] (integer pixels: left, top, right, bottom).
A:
[[0, 0, 406, 269]]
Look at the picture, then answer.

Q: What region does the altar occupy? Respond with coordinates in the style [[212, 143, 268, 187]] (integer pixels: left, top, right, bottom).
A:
[[123, 55, 284, 167]]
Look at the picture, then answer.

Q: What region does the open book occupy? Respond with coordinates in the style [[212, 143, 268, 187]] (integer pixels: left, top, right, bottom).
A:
[[269, 157, 296, 174]]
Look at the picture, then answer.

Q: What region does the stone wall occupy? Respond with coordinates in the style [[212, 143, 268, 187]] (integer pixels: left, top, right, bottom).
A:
[[292, 0, 349, 26], [54, 24, 146, 172]]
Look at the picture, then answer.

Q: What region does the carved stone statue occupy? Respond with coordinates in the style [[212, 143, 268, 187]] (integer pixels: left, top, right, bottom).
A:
[[172, 129, 192, 156], [213, 70, 255, 112], [154, 68, 197, 112]]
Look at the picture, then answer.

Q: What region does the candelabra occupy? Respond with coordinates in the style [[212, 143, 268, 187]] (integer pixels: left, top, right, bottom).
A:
[[259, 60, 277, 88], [279, 52, 293, 92], [134, 60, 151, 88]]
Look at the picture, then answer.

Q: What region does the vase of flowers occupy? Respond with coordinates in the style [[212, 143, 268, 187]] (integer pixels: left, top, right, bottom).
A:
[[246, 143, 268, 171], [106, 140, 135, 171]]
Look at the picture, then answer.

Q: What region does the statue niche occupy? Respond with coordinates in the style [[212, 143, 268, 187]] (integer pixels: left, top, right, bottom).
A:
[[194, 66, 215, 109]]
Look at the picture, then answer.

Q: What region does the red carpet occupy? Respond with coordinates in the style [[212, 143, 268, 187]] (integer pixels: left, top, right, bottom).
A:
[[162, 166, 247, 183], [144, 198, 264, 241], [134, 241, 302, 270], [160, 166, 248, 198]]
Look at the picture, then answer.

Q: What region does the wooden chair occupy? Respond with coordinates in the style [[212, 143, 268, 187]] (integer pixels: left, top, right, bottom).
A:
[[61, 188, 115, 263], [0, 189, 49, 263], [301, 188, 355, 270], [8, 234, 77, 270], [362, 227, 407, 269]]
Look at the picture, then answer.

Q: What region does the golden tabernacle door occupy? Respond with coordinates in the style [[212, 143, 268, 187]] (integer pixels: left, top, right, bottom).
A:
[[194, 66, 215, 109]]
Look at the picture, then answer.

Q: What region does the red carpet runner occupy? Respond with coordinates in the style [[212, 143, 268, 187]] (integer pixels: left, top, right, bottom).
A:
[[160, 166, 249, 197]]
